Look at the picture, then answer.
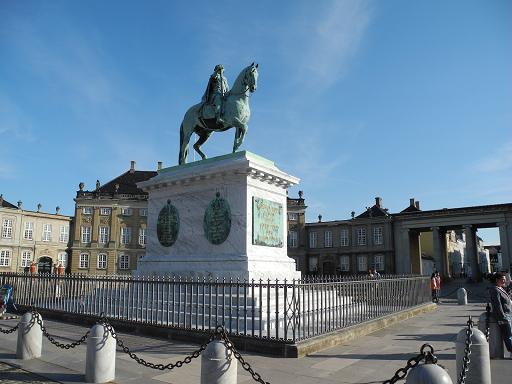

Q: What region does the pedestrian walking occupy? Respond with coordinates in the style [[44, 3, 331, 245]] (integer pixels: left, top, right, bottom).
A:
[[489, 272, 512, 357], [435, 271, 441, 303], [431, 272, 439, 303]]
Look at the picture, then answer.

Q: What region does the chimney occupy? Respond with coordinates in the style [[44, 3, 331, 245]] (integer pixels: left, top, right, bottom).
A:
[[410, 198, 415, 206], [17, 200, 22, 209], [415, 201, 420, 210], [157, 161, 163, 172], [56, 206, 60, 214], [130, 160, 136, 173], [375, 197, 382, 208]]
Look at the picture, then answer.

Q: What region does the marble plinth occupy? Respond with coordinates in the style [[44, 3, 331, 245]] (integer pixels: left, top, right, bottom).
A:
[[136, 151, 301, 281]]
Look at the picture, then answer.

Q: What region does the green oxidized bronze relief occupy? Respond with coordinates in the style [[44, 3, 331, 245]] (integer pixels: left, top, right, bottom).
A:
[[252, 197, 283, 247], [157, 200, 179, 247], [203, 192, 231, 245]]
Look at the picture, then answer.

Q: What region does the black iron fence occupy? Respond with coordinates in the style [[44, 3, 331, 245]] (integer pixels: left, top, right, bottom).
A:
[[0, 273, 430, 343]]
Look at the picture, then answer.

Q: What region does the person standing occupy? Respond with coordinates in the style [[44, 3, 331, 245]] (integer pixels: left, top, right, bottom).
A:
[[431, 272, 439, 303], [489, 272, 512, 356], [435, 271, 441, 303]]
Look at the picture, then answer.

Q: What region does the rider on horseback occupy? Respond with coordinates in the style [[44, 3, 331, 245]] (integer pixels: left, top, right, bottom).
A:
[[202, 64, 229, 127]]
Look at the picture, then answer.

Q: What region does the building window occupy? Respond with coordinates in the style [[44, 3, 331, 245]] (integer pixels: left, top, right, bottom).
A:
[[339, 255, 350, 272], [82, 207, 93, 215], [373, 227, 383, 245], [119, 254, 130, 270], [97, 253, 107, 269], [99, 226, 110, 245], [23, 222, 34, 240], [2, 219, 13, 239], [308, 256, 318, 273], [0, 250, 11, 266], [374, 254, 385, 271], [81, 226, 91, 244], [288, 212, 298, 221], [120, 227, 131, 245], [58, 252, 68, 268], [121, 208, 132, 216], [309, 231, 317, 248], [139, 228, 146, 246], [139, 208, 148, 217], [59, 226, 69, 243], [79, 253, 89, 269], [21, 250, 32, 268], [288, 231, 298, 248], [340, 229, 349, 247], [42, 224, 52, 242], [324, 230, 333, 248], [100, 208, 111, 216], [357, 227, 366, 246], [357, 255, 368, 272]]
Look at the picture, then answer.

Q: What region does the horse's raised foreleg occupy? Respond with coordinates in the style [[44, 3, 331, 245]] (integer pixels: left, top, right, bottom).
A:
[[193, 128, 212, 160], [232, 124, 247, 153]]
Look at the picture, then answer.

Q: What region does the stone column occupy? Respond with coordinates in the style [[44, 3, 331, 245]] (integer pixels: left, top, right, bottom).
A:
[[499, 222, 511, 272], [432, 227, 449, 278], [409, 230, 422, 275], [394, 228, 411, 274], [464, 225, 480, 281]]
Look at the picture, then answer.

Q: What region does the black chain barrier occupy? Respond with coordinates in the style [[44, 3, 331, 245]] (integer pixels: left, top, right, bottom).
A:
[[98, 314, 270, 384], [0, 323, 19, 334], [31, 310, 90, 349], [383, 344, 438, 384], [484, 303, 491, 341], [457, 317, 473, 384]]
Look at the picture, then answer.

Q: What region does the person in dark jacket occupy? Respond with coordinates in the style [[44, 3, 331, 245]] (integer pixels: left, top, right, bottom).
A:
[[489, 272, 512, 355]]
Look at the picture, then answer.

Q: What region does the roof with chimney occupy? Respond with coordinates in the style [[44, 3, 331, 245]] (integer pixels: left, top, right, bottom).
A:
[[0, 195, 17, 209], [95, 170, 158, 195], [355, 197, 389, 219], [400, 198, 422, 213]]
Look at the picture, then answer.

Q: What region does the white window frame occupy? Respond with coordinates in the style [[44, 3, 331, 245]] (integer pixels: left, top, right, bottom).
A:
[[81, 226, 91, 244], [373, 226, 383, 245], [120, 227, 131, 245], [42, 223, 52, 242], [340, 229, 349, 247], [100, 207, 111, 216], [309, 231, 317, 248], [97, 253, 107, 269], [324, 230, 333, 248], [59, 225, 69, 243], [357, 255, 368, 272], [57, 252, 68, 268], [79, 253, 89, 269], [139, 208, 148, 217], [119, 254, 130, 270], [288, 230, 298, 248], [339, 255, 350, 272], [2, 219, 13, 239], [23, 222, 34, 240], [0, 249, 12, 266], [82, 206, 93, 215], [288, 212, 298, 221], [21, 250, 32, 268], [121, 208, 133, 216], [308, 256, 318, 273], [357, 227, 367, 246], [99, 226, 110, 245], [374, 254, 385, 271], [138, 228, 146, 246]]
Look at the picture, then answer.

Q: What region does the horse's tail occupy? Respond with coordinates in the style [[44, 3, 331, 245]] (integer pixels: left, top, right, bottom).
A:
[[179, 122, 184, 164]]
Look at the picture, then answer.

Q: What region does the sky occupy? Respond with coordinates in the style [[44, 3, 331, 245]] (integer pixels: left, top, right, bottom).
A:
[[0, 0, 510, 244]]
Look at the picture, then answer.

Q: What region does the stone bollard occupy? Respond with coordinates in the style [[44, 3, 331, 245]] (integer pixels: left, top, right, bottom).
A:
[[405, 363, 453, 383], [457, 288, 467, 305], [16, 311, 42, 360], [201, 339, 237, 384], [478, 311, 504, 358], [456, 327, 491, 384], [85, 323, 116, 383]]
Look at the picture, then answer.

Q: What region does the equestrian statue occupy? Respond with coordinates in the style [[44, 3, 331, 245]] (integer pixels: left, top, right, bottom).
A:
[[179, 63, 259, 165]]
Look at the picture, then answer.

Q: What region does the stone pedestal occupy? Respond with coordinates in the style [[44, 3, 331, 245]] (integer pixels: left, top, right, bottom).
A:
[[136, 151, 301, 281]]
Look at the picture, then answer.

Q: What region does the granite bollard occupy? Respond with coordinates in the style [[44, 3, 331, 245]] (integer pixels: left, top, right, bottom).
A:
[[457, 288, 467, 305], [201, 339, 237, 384], [85, 323, 116, 383], [405, 363, 453, 383], [478, 311, 504, 359], [16, 312, 42, 360], [456, 327, 491, 384]]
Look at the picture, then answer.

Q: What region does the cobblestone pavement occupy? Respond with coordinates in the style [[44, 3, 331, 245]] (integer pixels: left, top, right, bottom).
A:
[[0, 361, 57, 383]]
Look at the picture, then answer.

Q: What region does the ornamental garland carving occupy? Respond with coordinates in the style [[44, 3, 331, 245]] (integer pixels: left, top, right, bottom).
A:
[[82, 216, 92, 224]]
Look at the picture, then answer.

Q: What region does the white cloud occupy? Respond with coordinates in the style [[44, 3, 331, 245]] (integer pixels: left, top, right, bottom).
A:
[[473, 141, 512, 173]]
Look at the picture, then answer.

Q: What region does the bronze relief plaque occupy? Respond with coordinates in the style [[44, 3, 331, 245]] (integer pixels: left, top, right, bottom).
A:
[[203, 192, 231, 245], [157, 200, 179, 247]]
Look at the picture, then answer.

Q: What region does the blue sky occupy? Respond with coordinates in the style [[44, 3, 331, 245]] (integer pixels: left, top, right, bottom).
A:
[[1, 0, 510, 244]]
